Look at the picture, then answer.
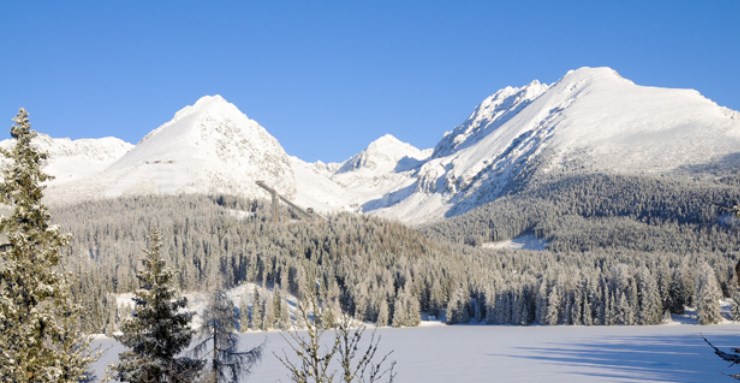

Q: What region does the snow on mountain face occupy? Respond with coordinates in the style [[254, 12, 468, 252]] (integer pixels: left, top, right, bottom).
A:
[[0, 134, 133, 186], [432, 80, 549, 158], [51, 95, 297, 202], [337, 134, 430, 175], [368, 67, 740, 222], [36, 67, 740, 224], [328, 134, 432, 213]]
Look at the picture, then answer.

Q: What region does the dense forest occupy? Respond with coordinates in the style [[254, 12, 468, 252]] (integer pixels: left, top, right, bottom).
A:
[[426, 172, 740, 253], [49, 171, 739, 334]]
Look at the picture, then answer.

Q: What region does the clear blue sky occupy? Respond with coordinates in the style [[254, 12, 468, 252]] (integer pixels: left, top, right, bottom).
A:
[[1, 1, 739, 162]]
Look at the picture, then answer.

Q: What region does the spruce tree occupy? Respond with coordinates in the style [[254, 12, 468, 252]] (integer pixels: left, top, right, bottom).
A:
[[695, 263, 722, 325], [112, 229, 203, 383], [731, 288, 740, 322], [0, 108, 94, 383], [376, 299, 389, 327], [545, 286, 560, 325], [239, 296, 250, 332], [251, 287, 262, 331]]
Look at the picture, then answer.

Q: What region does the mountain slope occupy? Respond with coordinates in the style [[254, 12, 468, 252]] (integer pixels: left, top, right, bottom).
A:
[[0, 134, 133, 186], [49, 95, 298, 202], [330, 134, 432, 212], [366, 67, 740, 222], [34, 67, 740, 224], [432, 80, 549, 158]]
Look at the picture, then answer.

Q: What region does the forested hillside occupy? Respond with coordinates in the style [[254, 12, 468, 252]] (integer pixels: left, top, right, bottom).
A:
[[51, 190, 738, 334], [426, 172, 740, 253]]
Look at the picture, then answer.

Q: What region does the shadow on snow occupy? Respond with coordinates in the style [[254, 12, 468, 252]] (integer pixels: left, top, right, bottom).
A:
[[497, 332, 740, 383]]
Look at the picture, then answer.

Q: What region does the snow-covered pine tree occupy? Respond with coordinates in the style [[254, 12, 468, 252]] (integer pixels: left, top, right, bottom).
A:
[[376, 299, 389, 327], [445, 287, 469, 324], [695, 262, 722, 325], [391, 295, 407, 328], [637, 269, 662, 325], [251, 287, 262, 330], [616, 292, 635, 325], [239, 296, 250, 332], [667, 268, 686, 314], [544, 286, 560, 325], [0, 108, 95, 383], [193, 289, 263, 383], [112, 229, 203, 383], [262, 293, 275, 330], [272, 289, 283, 328], [279, 296, 292, 330], [731, 288, 740, 322]]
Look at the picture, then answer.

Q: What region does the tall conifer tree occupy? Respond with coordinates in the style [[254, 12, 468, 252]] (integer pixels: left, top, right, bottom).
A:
[[0, 108, 94, 383], [112, 229, 203, 383]]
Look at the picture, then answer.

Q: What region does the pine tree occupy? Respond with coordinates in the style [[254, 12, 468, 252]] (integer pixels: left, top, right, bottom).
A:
[[445, 287, 468, 324], [667, 269, 686, 314], [616, 292, 634, 325], [695, 263, 722, 325], [279, 296, 292, 330], [544, 286, 560, 325], [731, 288, 740, 322], [193, 289, 263, 383], [376, 299, 389, 327], [239, 296, 250, 332], [406, 294, 421, 327], [112, 229, 203, 383], [391, 295, 406, 328], [263, 293, 275, 330], [0, 108, 95, 383], [637, 270, 662, 325], [251, 287, 262, 331]]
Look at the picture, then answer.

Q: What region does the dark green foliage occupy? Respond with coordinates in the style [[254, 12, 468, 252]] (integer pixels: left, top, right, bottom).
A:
[[112, 229, 203, 383], [0, 108, 94, 383]]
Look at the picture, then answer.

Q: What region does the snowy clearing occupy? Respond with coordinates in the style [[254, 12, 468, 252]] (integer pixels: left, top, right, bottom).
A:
[[92, 324, 740, 383], [481, 233, 548, 251]]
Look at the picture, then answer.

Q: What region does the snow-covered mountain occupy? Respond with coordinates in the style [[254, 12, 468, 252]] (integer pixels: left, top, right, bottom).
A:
[[330, 134, 431, 211], [48, 95, 300, 202], [432, 80, 549, 158], [337, 134, 431, 175], [0, 134, 133, 186], [25, 66, 740, 223], [363, 67, 740, 222]]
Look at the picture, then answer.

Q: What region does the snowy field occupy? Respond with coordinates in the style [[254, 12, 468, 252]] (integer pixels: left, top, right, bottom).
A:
[[92, 323, 740, 383]]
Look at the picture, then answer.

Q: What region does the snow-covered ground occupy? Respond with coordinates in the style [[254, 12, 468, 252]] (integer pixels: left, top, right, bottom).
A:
[[482, 233, 548, 251], [91, 324, 740, 382]]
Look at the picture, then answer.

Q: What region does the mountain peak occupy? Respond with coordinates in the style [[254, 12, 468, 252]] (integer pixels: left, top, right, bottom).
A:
[[560, 66, 627, 84], [191, 94, 229, 109], [171, 94, 240, 121], [98, 93, 296, 199], [367, 134, 404, 150], [337, 134, 428, 174]]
